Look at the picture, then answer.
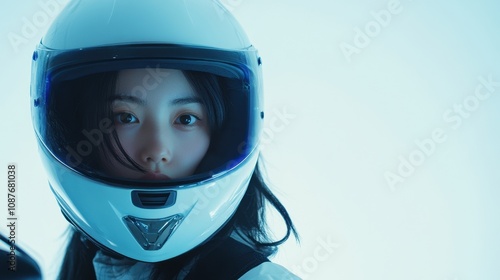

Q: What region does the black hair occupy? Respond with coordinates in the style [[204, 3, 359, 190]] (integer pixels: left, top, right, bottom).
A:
[[52, 69, 299, 280]]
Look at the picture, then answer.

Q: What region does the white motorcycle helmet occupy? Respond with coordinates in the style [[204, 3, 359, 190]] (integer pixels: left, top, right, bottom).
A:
[[31, 0, 263, 262]]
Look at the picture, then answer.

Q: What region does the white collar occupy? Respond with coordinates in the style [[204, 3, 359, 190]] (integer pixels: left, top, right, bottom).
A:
[[93, 250, 155, 280]]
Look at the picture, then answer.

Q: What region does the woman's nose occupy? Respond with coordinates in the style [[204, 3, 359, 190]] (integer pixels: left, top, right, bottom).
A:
[[139, 126, 172, 164]]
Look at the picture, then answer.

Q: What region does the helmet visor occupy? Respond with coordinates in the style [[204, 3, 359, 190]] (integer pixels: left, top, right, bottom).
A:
[[31, 44, 263, 187]]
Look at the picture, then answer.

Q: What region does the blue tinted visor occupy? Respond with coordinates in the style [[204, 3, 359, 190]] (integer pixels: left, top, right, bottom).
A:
[[31, 44, 263, 187]]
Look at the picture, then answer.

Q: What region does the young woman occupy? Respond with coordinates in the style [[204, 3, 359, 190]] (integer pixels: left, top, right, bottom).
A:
[[31, 0, 299, 279]]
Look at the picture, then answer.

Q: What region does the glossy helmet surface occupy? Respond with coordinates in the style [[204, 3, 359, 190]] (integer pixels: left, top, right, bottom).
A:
[[31, 0, 263, 262]]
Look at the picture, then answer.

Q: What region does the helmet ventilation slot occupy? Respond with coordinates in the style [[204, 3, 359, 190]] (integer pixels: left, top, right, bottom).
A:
[[131, 191, 177, 209]]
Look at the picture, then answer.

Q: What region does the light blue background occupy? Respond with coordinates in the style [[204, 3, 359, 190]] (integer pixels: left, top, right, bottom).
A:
[[1, 0, 500, 279]]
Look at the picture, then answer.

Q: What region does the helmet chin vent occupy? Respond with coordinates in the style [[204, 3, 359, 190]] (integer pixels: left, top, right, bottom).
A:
[[131, 191, 176, 209], [124, 215, 184, 251]]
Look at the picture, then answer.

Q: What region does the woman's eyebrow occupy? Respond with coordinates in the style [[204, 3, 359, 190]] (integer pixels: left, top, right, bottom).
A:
[[170, 97, 202, 106], [110, 95, 146, 105]]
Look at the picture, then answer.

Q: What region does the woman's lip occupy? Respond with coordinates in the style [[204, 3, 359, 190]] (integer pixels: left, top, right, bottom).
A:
[[141, 173, 171, 180]]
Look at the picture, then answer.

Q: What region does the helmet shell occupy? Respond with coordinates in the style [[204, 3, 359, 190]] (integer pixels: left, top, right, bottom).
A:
[[31, 0, 263, 262], [42, 0, 251, 50]]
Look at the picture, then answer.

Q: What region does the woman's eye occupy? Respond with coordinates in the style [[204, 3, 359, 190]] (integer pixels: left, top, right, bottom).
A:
[[114, 113, 138, 124], [175, 114, 200, 126]]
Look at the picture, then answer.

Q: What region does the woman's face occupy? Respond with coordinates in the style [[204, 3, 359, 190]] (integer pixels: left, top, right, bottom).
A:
[[104, 68, 210, 180]]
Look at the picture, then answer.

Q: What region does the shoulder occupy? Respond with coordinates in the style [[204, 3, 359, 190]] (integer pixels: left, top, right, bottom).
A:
[[239, 262, 301, 280]]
